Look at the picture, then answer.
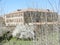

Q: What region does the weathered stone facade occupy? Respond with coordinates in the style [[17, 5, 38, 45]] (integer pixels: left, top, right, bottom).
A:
[[4, 8, 58, 26]]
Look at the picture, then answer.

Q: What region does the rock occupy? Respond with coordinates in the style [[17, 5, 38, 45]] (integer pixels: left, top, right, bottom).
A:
[[12, 24, 36, 40]]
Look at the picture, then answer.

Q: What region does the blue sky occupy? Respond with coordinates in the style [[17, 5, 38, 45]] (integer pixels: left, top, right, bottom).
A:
[[0, 0, 59, 15]]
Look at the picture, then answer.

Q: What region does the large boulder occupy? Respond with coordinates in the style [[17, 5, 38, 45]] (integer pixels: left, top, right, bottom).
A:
[[12, 24, 36, 40]]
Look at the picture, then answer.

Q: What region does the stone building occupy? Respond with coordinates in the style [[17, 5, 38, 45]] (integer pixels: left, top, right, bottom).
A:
[[4, 8, 58, 26]]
